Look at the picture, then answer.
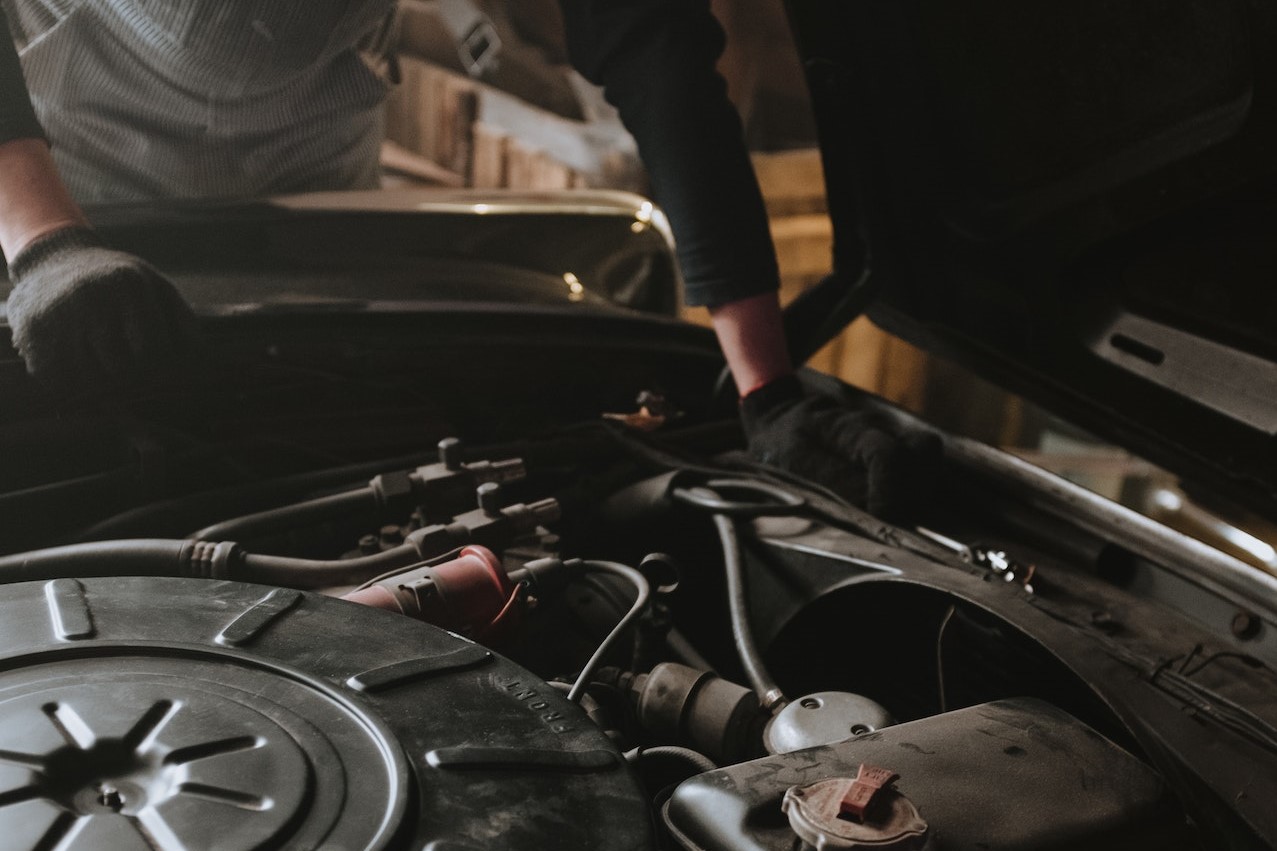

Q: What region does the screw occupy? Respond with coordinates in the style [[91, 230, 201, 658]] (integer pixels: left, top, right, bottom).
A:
[[1232, 610, 1261, 641], [98, 787, 125, 812]]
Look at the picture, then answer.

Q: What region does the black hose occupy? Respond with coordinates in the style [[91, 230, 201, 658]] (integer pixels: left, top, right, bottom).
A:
[[710, 507, 787, 714], [73, 448, 441, 541], [625, 745, 717, 775], [190, 487, 376, 541], [669, 477, 805, 516], [0, 538, 423, 590], [0, 539, 193, 582], [242, 546, 420, 588]]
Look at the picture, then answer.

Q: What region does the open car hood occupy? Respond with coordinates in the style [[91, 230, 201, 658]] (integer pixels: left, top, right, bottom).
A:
[[0, 189, 680, 318], [787, 0, 1277, 515]]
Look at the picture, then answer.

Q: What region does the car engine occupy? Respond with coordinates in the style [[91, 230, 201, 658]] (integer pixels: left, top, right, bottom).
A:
[[0, 418, 1220, 850], [1, 196, 1271, 849]]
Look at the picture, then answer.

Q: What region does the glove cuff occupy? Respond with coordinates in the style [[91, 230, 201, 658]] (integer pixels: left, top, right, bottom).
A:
[[7, 226, 103, 282], [740, 373, 802, 419]]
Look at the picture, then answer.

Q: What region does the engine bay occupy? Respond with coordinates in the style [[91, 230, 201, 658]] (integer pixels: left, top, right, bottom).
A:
[[3, 393, 1273, 849], [1, 194, 1275, 848]]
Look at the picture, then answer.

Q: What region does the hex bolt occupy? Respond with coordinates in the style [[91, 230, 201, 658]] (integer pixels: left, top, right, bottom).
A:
[[379, 525, 404, 548], [438, 437, 463, 471]]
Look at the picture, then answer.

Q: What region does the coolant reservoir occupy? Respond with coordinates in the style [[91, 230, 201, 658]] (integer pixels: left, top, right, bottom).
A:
[[664, 699, 1182, 851]]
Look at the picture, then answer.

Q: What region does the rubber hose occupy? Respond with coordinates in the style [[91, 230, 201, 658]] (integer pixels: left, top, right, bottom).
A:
[[74, 449, 439, 541], [0, 539, 422, 590], [712, 511, 787, 713], [627, 745, 718, 775], [242, 546, 421, 589], [0, 539, 191, 582], [191, 487, 376, 541]]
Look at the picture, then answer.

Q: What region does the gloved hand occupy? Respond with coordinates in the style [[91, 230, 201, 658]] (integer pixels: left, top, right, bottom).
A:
[[740, 374, 942, 522], [5, 227, 198, 390]]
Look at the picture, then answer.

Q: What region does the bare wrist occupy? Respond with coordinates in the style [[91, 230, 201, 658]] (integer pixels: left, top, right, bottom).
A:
[[0, 138, 88, 260], [708, 291, 793, 396]]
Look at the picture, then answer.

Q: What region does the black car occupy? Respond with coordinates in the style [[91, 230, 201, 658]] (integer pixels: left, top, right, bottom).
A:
[[1, 2, 1276, 848]]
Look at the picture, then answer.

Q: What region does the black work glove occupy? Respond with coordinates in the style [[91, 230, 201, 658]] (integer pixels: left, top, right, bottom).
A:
[[6, 227, 198, 390], [740, 374, 942, 522]]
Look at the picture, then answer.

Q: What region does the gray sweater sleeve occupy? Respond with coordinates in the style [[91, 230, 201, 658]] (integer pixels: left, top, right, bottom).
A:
[[0, 8, 42, 144], [559, 0, 780, 309]]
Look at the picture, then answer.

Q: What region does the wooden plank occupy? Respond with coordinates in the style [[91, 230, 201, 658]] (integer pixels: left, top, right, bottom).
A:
[[424, 65, 449, 162], [835, 317, 889, 393], [447, 77, 478, 178], [430, 72, 477, 178], [382, 79, 407, 150], [769, 214, 832, 280], [386, 57, 425, 153], [398, 56, 430, 156], [506, 138, 538, 189], [752, 149, 827, 217], [477, 84, 640, 188], [471, 122, 509, 189], [531, 151, 574, 190], [384, 54, 641, 190], [806, 332, 843, 377], [379, 140, 466, 187], [878, 334, 930, 411]]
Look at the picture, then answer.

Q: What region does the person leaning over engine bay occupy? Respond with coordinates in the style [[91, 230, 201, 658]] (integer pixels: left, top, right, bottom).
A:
[[0, 0, 928, 518]]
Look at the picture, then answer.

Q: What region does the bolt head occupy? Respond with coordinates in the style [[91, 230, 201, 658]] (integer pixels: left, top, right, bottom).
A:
[[437, 437, 463, 470], [1232, 610, 1261, 641]]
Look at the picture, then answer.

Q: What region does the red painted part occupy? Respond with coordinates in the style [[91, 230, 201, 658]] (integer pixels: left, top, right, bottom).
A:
[[343, 584, 400, 611], [342, 545, 525, 644], [840, 764, 900, 822], [423, 545, 510, 631]]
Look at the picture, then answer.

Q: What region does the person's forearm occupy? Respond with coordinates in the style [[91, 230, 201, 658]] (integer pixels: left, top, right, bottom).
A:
[[1, 9, 83, 261], [0, 138, 86, 260], [561, 0, 782, 310], [709, 291, 793, 397]]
